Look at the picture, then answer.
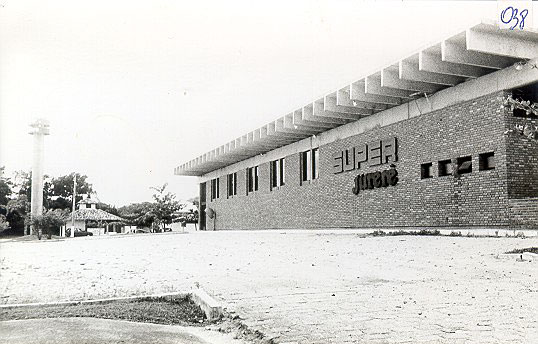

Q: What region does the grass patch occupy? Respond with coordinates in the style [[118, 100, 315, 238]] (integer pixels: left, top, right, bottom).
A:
[[371, 229, 441, 237], [0, 295, 206, 326], [505, 247, 538, 254]]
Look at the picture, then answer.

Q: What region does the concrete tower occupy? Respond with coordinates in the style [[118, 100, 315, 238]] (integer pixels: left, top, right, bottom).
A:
[[28, 119, 50, 235]]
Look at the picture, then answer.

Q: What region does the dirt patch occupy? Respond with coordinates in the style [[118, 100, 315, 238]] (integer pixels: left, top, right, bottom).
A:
[[0, 295, 206, 326], [209, 313, 275, 344], [505, 247, 538, 254]]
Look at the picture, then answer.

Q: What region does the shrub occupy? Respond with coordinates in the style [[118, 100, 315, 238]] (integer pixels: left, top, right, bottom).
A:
[[25, 209, 69, 239]]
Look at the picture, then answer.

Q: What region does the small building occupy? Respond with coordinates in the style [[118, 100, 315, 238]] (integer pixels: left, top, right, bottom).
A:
[[65, 196, 125, 235], [175, 202, 199, 222], [175, 22, 538, 231]]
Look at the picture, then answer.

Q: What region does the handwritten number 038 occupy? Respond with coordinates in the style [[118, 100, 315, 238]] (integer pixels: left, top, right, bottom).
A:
[[501, 6, 528, 30]]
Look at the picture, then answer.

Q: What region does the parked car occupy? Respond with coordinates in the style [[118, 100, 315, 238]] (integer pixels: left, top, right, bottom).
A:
[[134, 228, 150, 234], [65, 228, 93, 237]]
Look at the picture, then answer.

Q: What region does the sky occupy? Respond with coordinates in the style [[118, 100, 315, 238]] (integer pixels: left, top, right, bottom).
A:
[[1, 0, 536, 206]]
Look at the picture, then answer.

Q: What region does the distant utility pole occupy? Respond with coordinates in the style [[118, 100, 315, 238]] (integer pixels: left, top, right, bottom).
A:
[[28, 119, 50, 236], [71, 174, 77, 237]]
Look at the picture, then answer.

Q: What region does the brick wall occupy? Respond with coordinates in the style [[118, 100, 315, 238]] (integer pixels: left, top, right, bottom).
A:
[[504, 90, 538, 227], [203, 91, 536, 230]]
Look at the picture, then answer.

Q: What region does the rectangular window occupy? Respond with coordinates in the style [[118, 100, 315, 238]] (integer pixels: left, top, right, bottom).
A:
[[280, 158, 285, 185], [300, 148, 319, 183], [421, 162, 433, 179], [246, 168, 252, 194], [246, 166, 259, 194], [438, 159, 452, 177], [457, 156, 472, 174], [227, 172, 237, 197], [254, 166, 259, 191], [301, 150, 312, 182], [479, 152, 495, 171], [210, 178, 219, 200], [312, 148, 319, 180], [270, 158, 285, 190], [270, 161, 276, 189]]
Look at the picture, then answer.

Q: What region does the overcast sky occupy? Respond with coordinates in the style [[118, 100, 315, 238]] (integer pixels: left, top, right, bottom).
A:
[[1, 0, 536, 206]]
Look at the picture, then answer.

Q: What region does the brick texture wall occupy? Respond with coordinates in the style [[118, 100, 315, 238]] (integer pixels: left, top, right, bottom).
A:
[[203, 91, 537, 230], [504, 90, 538, 227]]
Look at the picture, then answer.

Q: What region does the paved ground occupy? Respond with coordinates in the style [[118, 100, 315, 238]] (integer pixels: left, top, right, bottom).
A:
[[1, 230, 537, 343], [0, 317, 243, 344]]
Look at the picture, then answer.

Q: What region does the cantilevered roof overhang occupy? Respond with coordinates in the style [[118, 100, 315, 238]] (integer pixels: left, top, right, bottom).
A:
[[175, 22, 538, 177]]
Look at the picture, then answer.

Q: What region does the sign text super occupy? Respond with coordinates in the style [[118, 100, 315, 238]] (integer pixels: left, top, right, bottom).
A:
[[332, 137, 398, 174]]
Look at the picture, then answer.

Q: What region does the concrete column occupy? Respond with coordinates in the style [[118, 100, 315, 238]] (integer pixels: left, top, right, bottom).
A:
[[28, 119, 50, 235]]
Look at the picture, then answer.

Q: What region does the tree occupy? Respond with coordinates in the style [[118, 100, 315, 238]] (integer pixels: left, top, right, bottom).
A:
[[0, 214, 9, 231], [150, 183, 183, 231], [118, 202, 155, 228], [49, 173, 93, 210], [10, 171, 93, 211], [4, 195, 29, 235], [26, 209, 69, 240], [3, 171, 94, 235], [97, 202, 120, 216], [10, 170, 53, 209], [0, 166, 12, 206]]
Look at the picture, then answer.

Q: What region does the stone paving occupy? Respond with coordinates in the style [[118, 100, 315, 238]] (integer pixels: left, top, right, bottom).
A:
[[1, 230, 537, 343]]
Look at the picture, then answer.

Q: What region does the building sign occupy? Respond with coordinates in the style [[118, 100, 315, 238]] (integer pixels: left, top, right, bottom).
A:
[[352, 166, 398, 194], [333, 137, 398, 174]]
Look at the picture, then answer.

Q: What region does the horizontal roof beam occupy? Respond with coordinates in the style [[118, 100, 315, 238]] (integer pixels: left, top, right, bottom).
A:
[[324, 93, 376, 114], [349, 82, 402, 105], [419, 50, 492, 78], [365, 76, 414, 99], [335, 89, 389, 112], [399, 59, 464, 86], [294, 109, 341, 129], [381, 68, 444, 94], [466, 25, 538, 59], [442, 39, 517, 69]]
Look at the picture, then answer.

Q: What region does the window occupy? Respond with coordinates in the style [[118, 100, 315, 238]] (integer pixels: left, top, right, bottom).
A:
[[210, 178, 219, 200], [457, 156, 472, 174], [313, 148, 319, 179], [438, 159, 453, 177], [479, 152, 495, 171], [300, 148, 319, 183], [246, 166, 259, 194], [227, 172, 237, 197], [421, 162, 433, 179], [270, 158, 285, 190], [301, 150, 311, 182]]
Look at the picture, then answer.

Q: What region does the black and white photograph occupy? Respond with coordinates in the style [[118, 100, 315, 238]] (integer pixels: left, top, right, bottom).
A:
[[1, 0, 537, 343]]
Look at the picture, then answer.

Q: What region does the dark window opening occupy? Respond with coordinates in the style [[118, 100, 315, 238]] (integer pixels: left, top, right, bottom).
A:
[[479, 152, 495, 171], [457, 156, 472, 174], [227, 172, 237, 197], [300, 150, 311, 183], [421, 162, 433, 179], [255, 166, 259, 191], [438, 159, 453, 177], [246, 166, 259, 195], [210, 178, 219, 201], [270, 158, 285, 190], [300, 148, 319, 184], [312, 148, 319, 179]]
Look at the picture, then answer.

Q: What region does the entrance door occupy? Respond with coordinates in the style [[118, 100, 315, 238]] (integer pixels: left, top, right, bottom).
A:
[[199, 182, 206, 230]]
